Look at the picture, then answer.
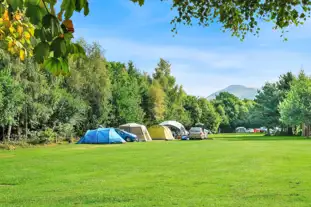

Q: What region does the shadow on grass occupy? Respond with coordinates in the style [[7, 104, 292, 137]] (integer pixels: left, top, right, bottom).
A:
[[219, 135, 310, 141]]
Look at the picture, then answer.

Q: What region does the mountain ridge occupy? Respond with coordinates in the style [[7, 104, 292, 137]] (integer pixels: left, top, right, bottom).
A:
[[207, 85, 258, 100]]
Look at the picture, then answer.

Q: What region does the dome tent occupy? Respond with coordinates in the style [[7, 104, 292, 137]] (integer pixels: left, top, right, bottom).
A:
[[77, 128, 126, 144], [160, 121, 188, 136], [148, 125, 175, 141], [119, 123, 152, 142], [236, 127, 247, 133]]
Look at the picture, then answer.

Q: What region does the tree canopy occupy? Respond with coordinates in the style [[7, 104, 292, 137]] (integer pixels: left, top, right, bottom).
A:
[[133, 0, 311, 39], [0, 0, 310, 74]]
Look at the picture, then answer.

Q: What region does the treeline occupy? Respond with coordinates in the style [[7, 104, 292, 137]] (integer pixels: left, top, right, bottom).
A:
[[253, 70, 311, 136], [0, 39, 307, 144], [0, 40, 258, 143]]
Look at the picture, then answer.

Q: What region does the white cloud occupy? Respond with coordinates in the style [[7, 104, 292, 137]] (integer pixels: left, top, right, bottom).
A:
[[74, 29, 311, 96], [82, 37, 310, 95]]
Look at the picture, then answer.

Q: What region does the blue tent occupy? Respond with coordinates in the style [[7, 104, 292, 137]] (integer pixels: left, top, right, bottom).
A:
[[77, 128, 126, 144]]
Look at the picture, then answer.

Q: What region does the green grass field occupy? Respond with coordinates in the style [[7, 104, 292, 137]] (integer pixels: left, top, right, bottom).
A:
[[1, 134, 311, 207]]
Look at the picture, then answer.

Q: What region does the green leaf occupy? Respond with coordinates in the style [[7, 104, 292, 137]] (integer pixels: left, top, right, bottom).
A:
[[84, 1, 89, 16], [34, 28, 43, 40], [61, 0, 75, 20], [0, 4, 5, 16], [131, 0, 144, 6], [34, 42, 50, 63], [35, 28, 53, 42], [25, 0, 40, 6], [26, 4, 45, 25], [51, 37, 67, 58], [42, 14, 62, 38], [44, 57, 69, 75], [7, 0, 24, 11], [60, 58, 69, 75], [70, 43, 85, 55], [45, 0, 57, 5], [43, 57, 62, 75], [75, 0, 86, 12], [64, 32, 74, 41]]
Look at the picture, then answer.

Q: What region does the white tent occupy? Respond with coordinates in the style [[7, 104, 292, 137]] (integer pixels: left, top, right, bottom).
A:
[[119, 123, 152, 142], [159, 121, 188, 136], [236, 127, 247, 133]]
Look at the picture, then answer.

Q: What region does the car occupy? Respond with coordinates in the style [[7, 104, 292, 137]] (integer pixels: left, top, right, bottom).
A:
[[181, 135, 189, 140], [260, 127, 267, 133], [189, 127, 207, 140], [205, 129, 212, 134], [115, 128, 137, 142]]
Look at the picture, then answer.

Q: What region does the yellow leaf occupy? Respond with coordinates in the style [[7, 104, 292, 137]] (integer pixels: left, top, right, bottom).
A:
[[4, 20, 11, 28], [3, 10, 9, 21], [8, 47, 15, 54], [9, 26, 15, 34], [14, 13, 22, 21], [28, 27, 34, 36], [24, 31, 30, 40], [8, 40, 13, 48], [20, 49, 25, 61], [17, 26, 23, 35]]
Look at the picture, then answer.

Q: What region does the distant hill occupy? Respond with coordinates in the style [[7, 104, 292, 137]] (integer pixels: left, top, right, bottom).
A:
[[207, 85, 258, 100]]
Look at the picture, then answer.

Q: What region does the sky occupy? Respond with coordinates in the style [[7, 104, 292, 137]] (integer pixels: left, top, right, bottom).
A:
[[72, 0, 311, 97]]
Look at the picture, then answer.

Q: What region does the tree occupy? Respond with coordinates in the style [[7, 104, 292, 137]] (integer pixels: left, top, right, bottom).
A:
[[133, 0, 311, 40], [279, 71, 311, 136], [213, 92, 241, 131], [0, 70, 23, 141], [198, 98, 221, 133], [253, 82, 280, 133], [148, 80, 166, 122], [109, 61, 144, 126], [215, 104, 229, 131], [183, 95, 202, 127], [67, 40, 111, 131], [276, 72, 295, 134]]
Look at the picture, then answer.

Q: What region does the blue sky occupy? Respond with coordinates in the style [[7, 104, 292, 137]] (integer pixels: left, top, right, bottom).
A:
[[72, 0, 311, 96]]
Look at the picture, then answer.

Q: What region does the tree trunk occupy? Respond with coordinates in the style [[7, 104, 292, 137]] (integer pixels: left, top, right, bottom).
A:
[[287, 126, 293, 136], [25, 106, 28, 140], [302, 123, 306, 136], [17, 125, 21, 140], [2, 126, 4, 141], [7, 125, 12, 141], [267, 128, 271, 136]]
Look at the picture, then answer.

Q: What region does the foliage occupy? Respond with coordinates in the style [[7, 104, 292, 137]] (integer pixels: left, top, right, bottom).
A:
[[198, 98, 221, 133], [0, 0, 87, 74], [148, 80, 166, 122], [0, 0, 308, 73], [109, 61, 144, 125], [133, 0, 311, 40], [253, 83, 281, 130], [1, 37, 301, 142], [279, 71, 311, 126], [0, 9, 35, 60]]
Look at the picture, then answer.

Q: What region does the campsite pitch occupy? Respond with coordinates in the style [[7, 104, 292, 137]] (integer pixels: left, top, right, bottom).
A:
[[1, 134, 311, 207]]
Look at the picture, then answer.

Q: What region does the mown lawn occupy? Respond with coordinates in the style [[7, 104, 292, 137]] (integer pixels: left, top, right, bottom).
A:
[[1, 134, 311, 207]]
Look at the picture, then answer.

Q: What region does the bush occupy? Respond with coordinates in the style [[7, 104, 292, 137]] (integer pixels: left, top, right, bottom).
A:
[[28, 128, 57, 144], [0, 140, 31, 150], [55, 123, 74, 142]]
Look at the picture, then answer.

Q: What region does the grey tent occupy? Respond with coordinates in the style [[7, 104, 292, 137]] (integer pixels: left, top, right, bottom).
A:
[[160, 121, 188, 136]]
